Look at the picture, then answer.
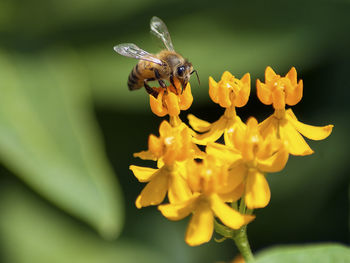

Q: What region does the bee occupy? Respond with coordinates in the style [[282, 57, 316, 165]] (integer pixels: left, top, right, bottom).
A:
[[114, 16, 199, 98]]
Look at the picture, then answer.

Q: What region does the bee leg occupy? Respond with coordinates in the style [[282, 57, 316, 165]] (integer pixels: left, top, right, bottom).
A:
[[169, 74, 179, 95], [153, 69, 167, 90], [144, 80, 159, 98]]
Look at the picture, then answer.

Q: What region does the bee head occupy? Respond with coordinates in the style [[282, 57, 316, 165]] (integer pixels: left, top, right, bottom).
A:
[[174, 61, 193, 92]]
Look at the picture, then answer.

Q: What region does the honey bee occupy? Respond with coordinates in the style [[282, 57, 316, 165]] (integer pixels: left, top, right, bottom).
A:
[[114, 16, 199, 98]]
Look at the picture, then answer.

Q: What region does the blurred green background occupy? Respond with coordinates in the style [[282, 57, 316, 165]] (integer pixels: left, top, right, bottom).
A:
[[0, 0, 349, 262]]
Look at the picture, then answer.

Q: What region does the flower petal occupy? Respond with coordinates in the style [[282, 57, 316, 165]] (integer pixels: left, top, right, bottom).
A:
[[219, 183, 244, 202], [209, 76, 219, 103], [210, 194, 255, 230], [135, 170, 168, 208], [168, 171, 193, 203], [279, 118, 314, 155], [179, 83, 193, 110], [286, 109, 334, 140], [149, 91, 167, 117], [272, 87, 285, 110], [193, 116, 227, 145], [185, 201, 214, 246], [256, 80, 272, 105], [258, 115, 278, 139], [206, 142, 241, 165], [257, 145, 289, 173], [129, 165, 157, 182], [265, 66, 278, 82], [158, 193, 200, 220], [188, 114, 212, 133], [133, 150, 157, 161], [165, 91, 180, 116], [286, 79, 303, 106], [235, 73, 251, 107], [226, 161, 246, 192], [245, 170, 270, 209], [286, 67, 297, 85]]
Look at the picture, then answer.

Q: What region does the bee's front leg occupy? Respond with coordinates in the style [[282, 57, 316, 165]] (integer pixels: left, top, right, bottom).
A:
[[153, 68, 167, 89], [144, 79, 159, 98], [169, 74, 179, 95]]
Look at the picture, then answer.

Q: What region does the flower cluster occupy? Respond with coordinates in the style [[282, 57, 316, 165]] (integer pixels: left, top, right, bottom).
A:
[[130, 67, 333, 247]]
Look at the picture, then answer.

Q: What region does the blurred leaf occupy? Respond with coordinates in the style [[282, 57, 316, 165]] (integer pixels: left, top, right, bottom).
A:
[[0, 180, 169, 263], [0, 48, 123, 238], [255, 244, 350, 263]]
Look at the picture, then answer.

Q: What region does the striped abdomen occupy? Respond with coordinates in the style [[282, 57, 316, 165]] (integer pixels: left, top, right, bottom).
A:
[[127, 64, 143, 90]]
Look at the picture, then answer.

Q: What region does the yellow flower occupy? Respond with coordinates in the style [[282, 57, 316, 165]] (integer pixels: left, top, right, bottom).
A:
[[131, 120, 200, 208], [207, 118, 289, 209], [149, 78, 193, 117], [188, 71, 250, 145], [257, 66, 333, 155], [158, 156, 255, 246], [134, 120, 195, 166], [256, 66, 303, 110]]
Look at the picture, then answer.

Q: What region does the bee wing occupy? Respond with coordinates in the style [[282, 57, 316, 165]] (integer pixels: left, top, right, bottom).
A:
[[113, 43, 164, 65], [150, 16, 175, 51]]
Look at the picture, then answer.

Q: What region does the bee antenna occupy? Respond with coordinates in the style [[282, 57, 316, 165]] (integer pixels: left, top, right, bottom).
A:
[[191, 70, 200, 85]]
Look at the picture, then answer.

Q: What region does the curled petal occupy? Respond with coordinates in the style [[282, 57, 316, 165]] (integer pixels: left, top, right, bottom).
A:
[[286, 67, 297, 85], [188, 114, 211, 133], [210, 194, 255, 229], [265, 66, 278, 82], [129, 165, 157, 182], [158, 193, 200, 220], [179, 83, 193, 110], [149, 92, 167, 117], [185, 201, 214, 246], [257, 145, 289, 173], [286, 79, 303, 106], [235, 73, 251, 107], [209, 76, 219, 103], [256, 79, 272, 105], [135, 170, 168, 208], [193, 116, 227, 145], [168, 171, 193, 203], [279, 118, 314, 155], [286, 109, 333, 141], [245, 170, 271, 209]]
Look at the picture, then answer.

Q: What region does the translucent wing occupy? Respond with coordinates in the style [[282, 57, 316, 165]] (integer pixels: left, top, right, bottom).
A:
[[113, 43, 163, 65], [150, 16, 175, 51]]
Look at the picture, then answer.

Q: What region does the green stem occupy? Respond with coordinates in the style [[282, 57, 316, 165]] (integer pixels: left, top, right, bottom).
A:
[[232, 226, 254, 262]]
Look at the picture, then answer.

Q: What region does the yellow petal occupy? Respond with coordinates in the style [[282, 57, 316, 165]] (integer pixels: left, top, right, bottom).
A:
[[245, 170, 270, 209], [219, 183, 244, 202], [185, 201, 214, 246], [279, 118, 314, 155], [158, 193, 200, 220], [165, 91, 180, 116], [179, 83, 193, 110], [265, 66, 278, 82], [210, 194, 255, 229], [149, 91, 167, 117], [256, 80, 272, 105], [129, 165, 157, 182], [225, 161, 246, 192], [133, 150, 157, 161], [209, 76, 219, 103], [258, 115, 278, 139], [286, 67, 297, 85], [135, 170, 168, 208], [148, 134, 162, 157], [218, 81, 232, 108], [286, 79, 303, 106], [193, 116, 227, 145], [188, 114, 212, 133], [286, 109, 333, 141], [235, 73, 251, 107], [206, 142, 241, 165], [257, 146, 289, 173], [168, 172, 193, 203]]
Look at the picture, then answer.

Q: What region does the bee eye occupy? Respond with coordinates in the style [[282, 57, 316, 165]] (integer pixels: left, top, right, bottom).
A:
[[177, 66, 185, 76]]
